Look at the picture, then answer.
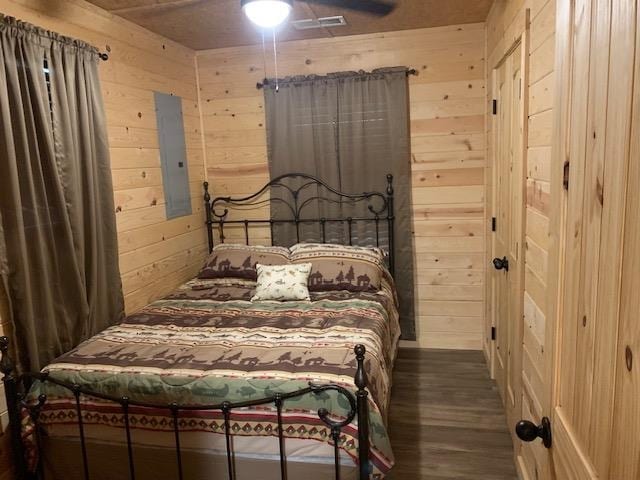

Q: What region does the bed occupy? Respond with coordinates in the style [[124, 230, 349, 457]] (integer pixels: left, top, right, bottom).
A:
[[1, 173, 399, 480]]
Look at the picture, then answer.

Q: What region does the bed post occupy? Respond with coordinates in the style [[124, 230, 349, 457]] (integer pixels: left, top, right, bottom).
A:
[[354, 344, 370, 479], [386, 174, 395, 276], [0, 336, 27, 479], [203, 181, 214, 253]]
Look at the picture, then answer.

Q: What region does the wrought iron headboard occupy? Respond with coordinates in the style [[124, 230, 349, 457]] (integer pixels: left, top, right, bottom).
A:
[[203, 172, 396, 275]]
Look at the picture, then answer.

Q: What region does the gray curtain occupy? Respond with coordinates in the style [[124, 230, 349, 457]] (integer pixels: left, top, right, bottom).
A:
[[264, 68, 416, 340], [0, 16, 124, 371]]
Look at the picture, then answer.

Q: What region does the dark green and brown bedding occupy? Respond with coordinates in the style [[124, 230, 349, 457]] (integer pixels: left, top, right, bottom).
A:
[[30, 277, 400, 475]]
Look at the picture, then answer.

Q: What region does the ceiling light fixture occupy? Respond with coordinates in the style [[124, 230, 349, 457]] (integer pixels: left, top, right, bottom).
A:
[[241, 0, 293, 29]]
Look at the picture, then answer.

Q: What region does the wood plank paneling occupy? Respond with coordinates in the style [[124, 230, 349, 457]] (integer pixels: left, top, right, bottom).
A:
[[609, 19, 640, 474], [529, 33, 556, 83], [528, 109, 553, 147], [529, 72, 554, 115], [85, 0, 494, 51], [527, 146, 552, 181], [197, 24, 486, 350], [413, 219, 484, 238]]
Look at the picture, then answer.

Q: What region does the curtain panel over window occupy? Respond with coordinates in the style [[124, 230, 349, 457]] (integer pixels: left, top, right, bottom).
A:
[[0, 16, 124, 371], [264, 67, 416, 340]]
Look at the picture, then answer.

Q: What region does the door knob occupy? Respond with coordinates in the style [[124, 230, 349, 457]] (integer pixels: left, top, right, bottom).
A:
[[515, 417, 552, 448], [493, 256, 509, 272]]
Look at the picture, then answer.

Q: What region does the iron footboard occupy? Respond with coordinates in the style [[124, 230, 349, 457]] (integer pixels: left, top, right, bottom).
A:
[[0, 338, 372, 480]]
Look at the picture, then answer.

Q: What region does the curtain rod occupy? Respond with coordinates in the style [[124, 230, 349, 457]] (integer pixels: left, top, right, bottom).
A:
[[256, 68, 418, 90], [0, 16, 110, 61]]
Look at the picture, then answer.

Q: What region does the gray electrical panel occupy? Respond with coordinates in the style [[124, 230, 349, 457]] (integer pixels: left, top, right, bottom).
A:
[[154, 91, 192, 219]]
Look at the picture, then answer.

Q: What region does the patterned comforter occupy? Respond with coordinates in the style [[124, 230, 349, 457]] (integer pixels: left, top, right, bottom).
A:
[[31, 276, 400, 476]]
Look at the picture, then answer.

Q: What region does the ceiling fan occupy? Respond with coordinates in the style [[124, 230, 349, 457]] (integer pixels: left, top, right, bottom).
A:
[[241, 0, 396, 28]]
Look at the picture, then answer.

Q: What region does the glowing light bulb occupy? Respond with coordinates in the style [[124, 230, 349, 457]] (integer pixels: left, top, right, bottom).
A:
[[242, 0, 293, 29]]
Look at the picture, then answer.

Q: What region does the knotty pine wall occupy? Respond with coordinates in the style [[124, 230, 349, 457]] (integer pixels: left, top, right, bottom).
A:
[[196, 23, 487, 350], [485, 0, 556, 478], [0, 0, 208, 463]]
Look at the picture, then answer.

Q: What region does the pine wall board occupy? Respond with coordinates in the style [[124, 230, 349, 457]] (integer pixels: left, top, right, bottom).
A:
[[1, 0, 208, 317], [196, 23, 488, 350]]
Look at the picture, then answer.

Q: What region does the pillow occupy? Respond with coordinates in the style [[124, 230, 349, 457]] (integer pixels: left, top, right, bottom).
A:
[[198, 244, 290, 281], [251, 263, 312, 301], [289, 243, 385, 293], [290, 243, 386, 263]]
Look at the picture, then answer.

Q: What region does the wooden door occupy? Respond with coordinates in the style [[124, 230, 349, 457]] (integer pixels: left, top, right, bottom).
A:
[[609, 46, 640, 476], [491, 42, 526, 434], [493, 55, 511, 402], [515, 1, 640, 478]]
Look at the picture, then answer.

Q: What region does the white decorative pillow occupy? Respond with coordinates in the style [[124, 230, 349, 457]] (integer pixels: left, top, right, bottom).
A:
[[251, 263, 312, 301]]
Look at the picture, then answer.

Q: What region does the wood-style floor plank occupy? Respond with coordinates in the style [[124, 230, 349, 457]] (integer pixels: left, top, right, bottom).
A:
[[387, 348, 517, 479]]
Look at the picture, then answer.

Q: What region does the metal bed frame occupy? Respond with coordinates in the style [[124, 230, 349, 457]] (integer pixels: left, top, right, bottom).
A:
[[1, 172, 396, 480], [204, 172, 395, 275], [0, 340, 372, 480]]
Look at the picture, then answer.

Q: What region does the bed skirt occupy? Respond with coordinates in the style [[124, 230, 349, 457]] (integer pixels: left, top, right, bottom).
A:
[[40, 436, 358, 480]]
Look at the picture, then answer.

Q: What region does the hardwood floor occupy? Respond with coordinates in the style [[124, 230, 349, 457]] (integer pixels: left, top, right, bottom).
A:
[[386, 349, 517, 479]]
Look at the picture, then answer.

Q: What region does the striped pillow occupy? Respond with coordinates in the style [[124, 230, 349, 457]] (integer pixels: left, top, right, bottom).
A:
[[198, 244, 290, 281], [289, 243, 385, 292]]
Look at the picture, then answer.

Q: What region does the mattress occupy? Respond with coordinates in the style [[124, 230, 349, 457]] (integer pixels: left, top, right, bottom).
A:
[[28, 276, 400, 478]]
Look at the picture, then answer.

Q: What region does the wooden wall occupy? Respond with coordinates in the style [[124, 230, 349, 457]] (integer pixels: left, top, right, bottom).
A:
[[196, 24, 487, 350], [485, 0, 556, 477], [0, 0, 208, 461]]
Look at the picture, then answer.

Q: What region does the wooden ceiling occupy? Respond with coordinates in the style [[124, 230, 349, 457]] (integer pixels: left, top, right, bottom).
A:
[[87, 0, 493, 50]]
